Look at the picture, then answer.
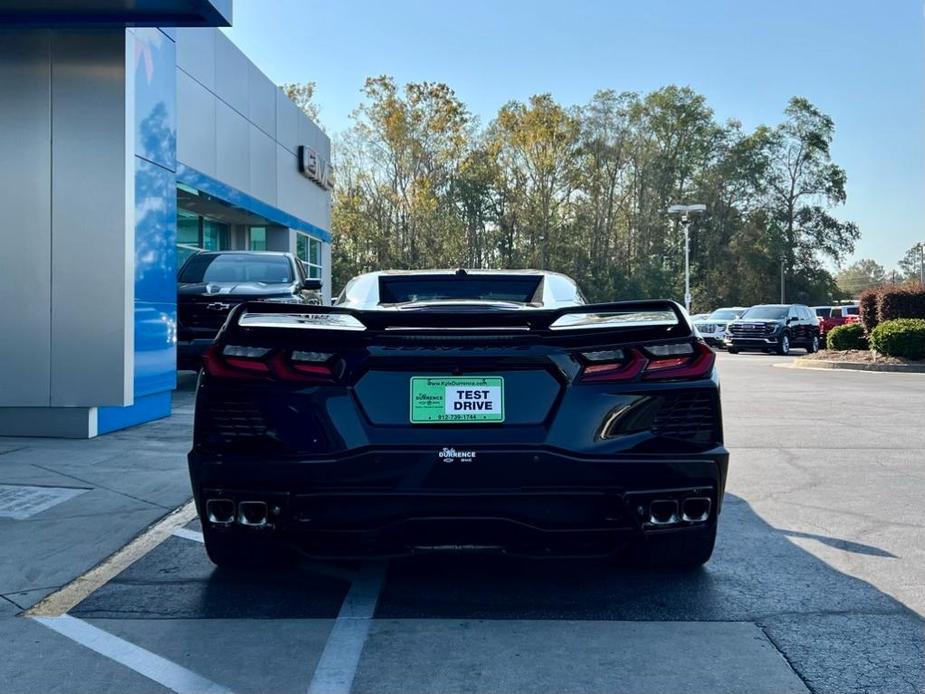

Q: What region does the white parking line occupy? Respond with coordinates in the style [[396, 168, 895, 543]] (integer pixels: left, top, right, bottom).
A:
[[33, 615, 234, 694], [307, 562, 387, 694], [172, 527, 205, 543], [27, 501, 198, 617]]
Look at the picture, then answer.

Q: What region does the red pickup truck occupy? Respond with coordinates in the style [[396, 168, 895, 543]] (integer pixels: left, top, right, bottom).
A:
[[814, 305, 860, 344]]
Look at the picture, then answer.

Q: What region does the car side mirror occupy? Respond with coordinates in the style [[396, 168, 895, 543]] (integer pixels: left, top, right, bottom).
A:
[[302, 278, 322, 291]]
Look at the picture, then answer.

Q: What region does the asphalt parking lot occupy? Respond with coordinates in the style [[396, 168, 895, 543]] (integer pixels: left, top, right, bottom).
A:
[[3, 352, 924, 694]]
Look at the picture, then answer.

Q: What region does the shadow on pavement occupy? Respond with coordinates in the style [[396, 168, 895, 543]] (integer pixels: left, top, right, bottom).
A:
[[776, 527, 898, 558], [71, 494, 923, 694]]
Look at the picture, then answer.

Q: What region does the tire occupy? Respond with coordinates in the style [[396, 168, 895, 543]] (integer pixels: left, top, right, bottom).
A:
[[726, 347, 739, 354], [776, 333, 791, 356], [638, 525, 717, 569], [808, 335, 820, 353], [203, 528, 295, 570]]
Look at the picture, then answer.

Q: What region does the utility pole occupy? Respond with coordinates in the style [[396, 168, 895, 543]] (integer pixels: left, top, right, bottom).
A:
[[667, 204, 706, 313], [920, 241, 924, 285], [780, 255, 786, 303]]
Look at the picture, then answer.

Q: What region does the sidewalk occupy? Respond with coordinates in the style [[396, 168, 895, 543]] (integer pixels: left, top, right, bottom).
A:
[[0, 373, 197, 612]]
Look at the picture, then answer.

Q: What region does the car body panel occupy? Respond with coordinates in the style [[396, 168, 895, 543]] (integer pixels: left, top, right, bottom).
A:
[[188, 271, 727, 558]]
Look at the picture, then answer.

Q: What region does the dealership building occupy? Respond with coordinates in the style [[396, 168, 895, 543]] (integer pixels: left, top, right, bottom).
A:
[[0, 1, 332, 437]]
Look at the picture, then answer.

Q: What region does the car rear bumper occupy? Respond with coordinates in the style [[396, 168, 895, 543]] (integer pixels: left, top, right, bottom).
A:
[[189, 447, 728, 557]]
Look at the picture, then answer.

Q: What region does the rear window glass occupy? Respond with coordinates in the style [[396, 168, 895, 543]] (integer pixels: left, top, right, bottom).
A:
[[843, 306, 859, 316], [378, 275, 543, 304], [814, 307, 832, 318], [179, 254, 293, 284]]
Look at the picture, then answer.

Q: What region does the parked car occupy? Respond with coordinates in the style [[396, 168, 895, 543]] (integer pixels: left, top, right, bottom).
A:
[[693, 307, 748, 347], [724, 304, 820, 355], [176, 251, 322, 370], [188, 269, 727, 568], [813, 305, 861, 346], [840, 304, 861, 324]]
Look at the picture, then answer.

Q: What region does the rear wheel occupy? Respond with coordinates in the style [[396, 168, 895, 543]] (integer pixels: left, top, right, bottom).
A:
[[726, 347, 739, 354], [808, 335, 820, 353], [638, 525, 717, 569], [203, 528, 295, 570]]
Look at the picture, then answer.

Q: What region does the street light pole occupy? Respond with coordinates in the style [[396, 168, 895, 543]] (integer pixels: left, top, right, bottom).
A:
[[920, 241, 924, 285], [780, 255, 786, 303], [667, 204, 706, 313], [683, 217, 691, 312]]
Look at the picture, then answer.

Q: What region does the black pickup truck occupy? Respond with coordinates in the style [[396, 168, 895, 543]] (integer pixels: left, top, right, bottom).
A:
[[177, 251, 321, 370]]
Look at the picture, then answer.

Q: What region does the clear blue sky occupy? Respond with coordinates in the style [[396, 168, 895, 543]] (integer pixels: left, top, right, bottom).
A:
[[223, 0, 924, 270]]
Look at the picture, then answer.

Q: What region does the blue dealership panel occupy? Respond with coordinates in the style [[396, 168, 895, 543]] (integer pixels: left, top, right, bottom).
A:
[[135, 159, 177, 304], [133, 27, 176, 173], [99, 29, 179, 432]]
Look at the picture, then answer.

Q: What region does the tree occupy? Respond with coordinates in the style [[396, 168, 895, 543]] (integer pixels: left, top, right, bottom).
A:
[[897, 242, 924, 283], [331, 76, 471, 288], [281, 81, 322, 125], [761, 98, 859, 302], [325, 78, 859, 308], [835, 259, 887, 296], [483, 94, 580, 271]]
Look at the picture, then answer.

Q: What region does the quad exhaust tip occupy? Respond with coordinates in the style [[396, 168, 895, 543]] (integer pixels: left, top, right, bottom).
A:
[[648, 499, 679, 526], [681, 497, 712, 523], [648, 497, 712, 526], [237, 500, 269, 527], [206, 498, 234, 526]]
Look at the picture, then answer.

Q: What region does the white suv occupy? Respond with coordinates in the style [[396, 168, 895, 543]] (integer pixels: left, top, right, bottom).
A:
[[694, 307, 748, 346]]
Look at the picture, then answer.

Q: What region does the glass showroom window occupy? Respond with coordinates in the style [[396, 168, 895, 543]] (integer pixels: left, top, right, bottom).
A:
[[202, 219, 230, 251], [249, 226, 267, 251], [296, 233, 323, 278]]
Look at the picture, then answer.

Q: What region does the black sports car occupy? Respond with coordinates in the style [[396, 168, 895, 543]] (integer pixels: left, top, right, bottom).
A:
[[188, 270, 728, 568]]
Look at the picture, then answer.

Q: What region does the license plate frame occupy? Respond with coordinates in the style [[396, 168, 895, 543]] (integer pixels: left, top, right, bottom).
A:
[[409, 376, 505, 424]]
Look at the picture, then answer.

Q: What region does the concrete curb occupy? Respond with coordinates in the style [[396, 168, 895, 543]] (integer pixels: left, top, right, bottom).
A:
[[791, 357, 925, 374]]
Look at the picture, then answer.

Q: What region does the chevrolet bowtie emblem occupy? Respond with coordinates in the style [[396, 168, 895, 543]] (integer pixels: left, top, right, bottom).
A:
[[206, 302, 232, 311]]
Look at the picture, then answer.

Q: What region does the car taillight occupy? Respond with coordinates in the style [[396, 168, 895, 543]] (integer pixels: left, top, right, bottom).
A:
[[579, 341, 715, 383], [204, 345, 335, 383], [269, 352, 335, 383], [203, 345, 271, 380]]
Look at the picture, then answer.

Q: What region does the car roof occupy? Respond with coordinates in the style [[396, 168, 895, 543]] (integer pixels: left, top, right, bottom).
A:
[[336, 269, 584, 309], [357, 268, 557, 278], [193, 250, 291, 258]]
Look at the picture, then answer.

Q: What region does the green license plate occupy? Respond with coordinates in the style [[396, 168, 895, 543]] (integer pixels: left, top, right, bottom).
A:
[[410, 376, 504, 423]]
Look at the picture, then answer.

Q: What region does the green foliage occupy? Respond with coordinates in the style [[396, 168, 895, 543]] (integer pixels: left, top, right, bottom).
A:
[[868, 319, 925, 360], [826, 323, 866, 351], [330, 82, 859, 305], [859, 288, 880, 333], [897, 242, 924, 283], [878, 284, 925, 321], [281, 82, 321, 125], [835, 259, 886, 296]]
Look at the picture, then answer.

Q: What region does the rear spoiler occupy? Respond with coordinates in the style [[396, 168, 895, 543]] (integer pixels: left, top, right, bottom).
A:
[[231, 300, 693, 338]]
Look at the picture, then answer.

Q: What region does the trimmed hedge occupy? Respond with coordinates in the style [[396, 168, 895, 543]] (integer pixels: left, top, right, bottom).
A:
[[859, 283, 925, 334], [879, 285, 925, 322], [868, 318, 925, 360], [859, 288, 880, 333], [826, 323, 867, 351]]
